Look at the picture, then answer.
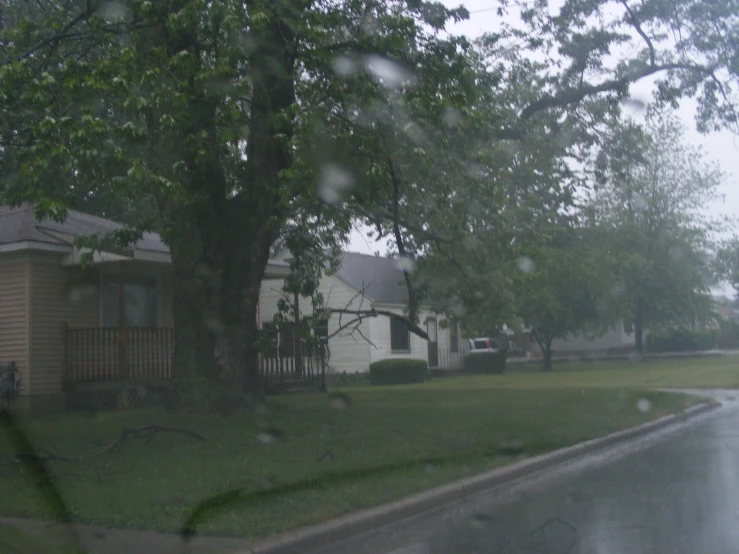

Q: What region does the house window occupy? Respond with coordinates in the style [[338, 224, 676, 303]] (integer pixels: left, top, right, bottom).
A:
[[450, 321, 459, 353], [390, 318, 410, 353], [315, 319, 329, 346], [102, 274, 157, 328]]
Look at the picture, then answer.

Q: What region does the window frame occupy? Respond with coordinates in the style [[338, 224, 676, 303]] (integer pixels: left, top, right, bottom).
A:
[[450, 320, 459, 354], [390, 317, 411, 353], [100, 272, 159, 328]]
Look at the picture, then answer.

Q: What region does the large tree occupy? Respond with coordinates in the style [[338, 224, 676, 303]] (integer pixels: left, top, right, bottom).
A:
[[587, 110, 725, 356], [1, 0, 738, 399]]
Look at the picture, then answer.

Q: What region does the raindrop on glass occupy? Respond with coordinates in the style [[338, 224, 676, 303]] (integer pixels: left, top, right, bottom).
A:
[[517, 257, 536, 273], [623, 96, 647, 115], [330, 393, 351, 410], [441, 107, 461, 127], [633, 193, 648, 212], [463, 235, 480, 250], [97, 1, 129, 23], [403, 122, 427, 145], [363, 55, 416, 89], [257, 429, 281, 444], [637, 398, 652, 413], [395, 255, 416, 273], [470, 513, 493, 529], [331, 55, 358, 77], [318, 163, 354, 204], [668, 246, 684, 262]]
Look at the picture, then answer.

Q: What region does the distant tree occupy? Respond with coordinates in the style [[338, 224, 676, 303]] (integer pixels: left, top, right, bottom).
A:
[[587, 110, 725, 357], [513, 224, 612, 371]]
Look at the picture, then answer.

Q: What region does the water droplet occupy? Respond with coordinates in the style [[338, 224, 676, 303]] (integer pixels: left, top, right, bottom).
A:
[[387, 542, 430, 554], [623, 96, 647, 115], [517, 257, 536, 273], [330, 393, 351, 410], [363, 55, 416, 89], [637, 398, 652, 412], [360, 13, 380, 35], [318, 163, 354, 204], [449, 298, 467, 318], [395, 255, 416, 273], [67, 284, 96, 303], [331, 55, 358, 77], [257, 429, 281, 444], [463, 235, 480, 250], [403, 122, 426, 145], [633, 193, 648, 212], [470, 513, 493, 529], [668, 246, 684, 262], [97, 1, 129, 22], [205, 318, 226, 336], [441, 107, 461, 127]]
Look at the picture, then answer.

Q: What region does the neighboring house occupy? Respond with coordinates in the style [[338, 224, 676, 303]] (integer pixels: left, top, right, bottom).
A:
[[0, 205, 289, 411], [530, 322, 636, 359], [259, 251, 465, 373]]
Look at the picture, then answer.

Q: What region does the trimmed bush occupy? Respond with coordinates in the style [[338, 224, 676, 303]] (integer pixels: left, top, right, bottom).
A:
[[718, 320, 739, 349], [464, 351, 506, 374], [369, 359, 428, 385], [646, 328, 719, 353]]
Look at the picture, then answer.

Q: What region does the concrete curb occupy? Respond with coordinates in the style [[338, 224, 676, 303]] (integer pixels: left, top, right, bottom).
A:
[[243, 400, 721, 554]]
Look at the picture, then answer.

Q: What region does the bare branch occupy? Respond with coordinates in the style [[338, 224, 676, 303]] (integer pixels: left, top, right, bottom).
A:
[[620, 0, 655, 67]]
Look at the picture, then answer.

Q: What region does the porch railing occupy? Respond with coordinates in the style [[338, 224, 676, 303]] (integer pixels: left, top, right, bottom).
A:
[[260, 352, 326, 391], [431, 347, 464, 370], [63, 326, 174, 383]]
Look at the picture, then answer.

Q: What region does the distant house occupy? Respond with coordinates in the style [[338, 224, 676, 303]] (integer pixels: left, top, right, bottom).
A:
[[259, 251, 464, 373], [542, 323, 636, 358], [0, 204, 289, 411]]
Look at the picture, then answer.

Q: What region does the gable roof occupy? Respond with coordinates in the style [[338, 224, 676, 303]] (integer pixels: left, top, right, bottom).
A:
[[334, 251, 412, 305], [0, 204, 167, 252], [0, 204, 290, 276]]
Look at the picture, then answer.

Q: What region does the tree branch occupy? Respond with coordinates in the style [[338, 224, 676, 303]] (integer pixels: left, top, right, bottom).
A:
[[520, 62, 718, 120]]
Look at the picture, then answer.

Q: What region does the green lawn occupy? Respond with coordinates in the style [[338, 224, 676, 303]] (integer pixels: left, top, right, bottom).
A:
[[1, 355, 735, 541]]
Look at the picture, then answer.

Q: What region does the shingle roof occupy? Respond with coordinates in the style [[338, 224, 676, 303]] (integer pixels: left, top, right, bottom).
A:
[[334, 251, 411, 305], [0, 204, 167, 252]]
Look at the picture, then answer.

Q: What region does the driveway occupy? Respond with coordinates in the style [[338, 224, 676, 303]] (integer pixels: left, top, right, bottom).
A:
[[313, 390, 739, 554]]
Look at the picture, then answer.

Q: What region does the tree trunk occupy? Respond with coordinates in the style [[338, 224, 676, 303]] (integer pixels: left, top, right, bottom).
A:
[[171, 259, 220, 403], [542, 337, 554, 372], [633, 297, 645, 360]]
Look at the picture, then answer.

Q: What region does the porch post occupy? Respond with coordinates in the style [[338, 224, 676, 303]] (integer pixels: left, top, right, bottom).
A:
[[293, 291, 302, 375], [117, 261, 127, 380]]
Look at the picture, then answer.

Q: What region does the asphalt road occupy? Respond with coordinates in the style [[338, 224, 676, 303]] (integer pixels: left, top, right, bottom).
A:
[[314, 391, 739, 554]]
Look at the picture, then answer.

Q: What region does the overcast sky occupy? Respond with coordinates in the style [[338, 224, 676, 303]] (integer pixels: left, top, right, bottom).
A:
[[347, 1, 739, 294]]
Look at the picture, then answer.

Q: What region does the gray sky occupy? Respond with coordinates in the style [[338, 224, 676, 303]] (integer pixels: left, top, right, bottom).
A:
[[347, 1, 739, 295]]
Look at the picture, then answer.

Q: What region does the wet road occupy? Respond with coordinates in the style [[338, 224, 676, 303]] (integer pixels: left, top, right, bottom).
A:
[[315, 392, 739, 554]]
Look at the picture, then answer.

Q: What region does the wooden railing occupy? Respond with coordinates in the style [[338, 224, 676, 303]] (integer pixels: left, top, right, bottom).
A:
[[63, 326, 174, 383], [260, 352, 326, 391]]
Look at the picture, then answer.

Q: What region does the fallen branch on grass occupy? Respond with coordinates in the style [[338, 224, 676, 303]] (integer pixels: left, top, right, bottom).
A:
[[33, 424, 207, 462]]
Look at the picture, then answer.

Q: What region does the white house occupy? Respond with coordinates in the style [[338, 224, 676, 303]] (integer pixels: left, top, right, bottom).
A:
[[546, 323, 636, 356], [259, 252, 464, 373]]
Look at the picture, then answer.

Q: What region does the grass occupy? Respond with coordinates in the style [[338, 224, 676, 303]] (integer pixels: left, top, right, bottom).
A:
[[1, 354, 736, 541]]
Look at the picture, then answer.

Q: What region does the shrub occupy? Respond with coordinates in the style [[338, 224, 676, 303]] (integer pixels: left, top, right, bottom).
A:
[[646, 328, 719, 353], [464, 351, 506, 374], [327, 371, 370, 387], [718, 320, 739, 349], [369, 359, 428, 385]]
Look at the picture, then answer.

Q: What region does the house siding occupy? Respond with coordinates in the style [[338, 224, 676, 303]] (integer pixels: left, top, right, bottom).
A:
[[28, 256, 100, 395], [0, 257, 30, 395], [368, 305, 431, 366], [550, 322, 635, 353], [260, 275, 372, 373]]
